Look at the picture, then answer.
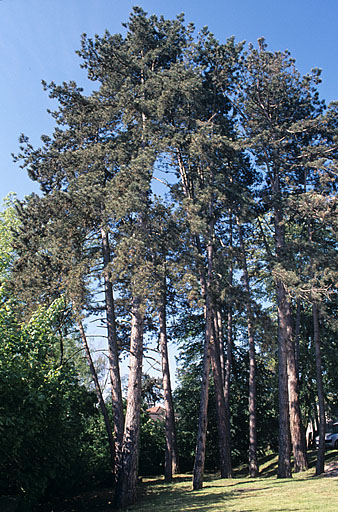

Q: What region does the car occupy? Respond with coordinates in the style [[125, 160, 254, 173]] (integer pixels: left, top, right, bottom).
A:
[[315, 422, 338, 449]]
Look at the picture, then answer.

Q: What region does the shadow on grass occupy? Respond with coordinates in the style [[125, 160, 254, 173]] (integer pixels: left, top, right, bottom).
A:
[[137, 476, 309, 512], [234, 449, 338, 479], [307, 449, 338, 469], [35, 451, 337, 511], [137, 481, 239, 512], [136, 451, 338, 512], [231, 452, 279, 479]]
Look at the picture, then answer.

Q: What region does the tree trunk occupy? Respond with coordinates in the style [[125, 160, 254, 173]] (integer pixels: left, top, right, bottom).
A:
[[276, 281, 292, 478], [271, 166, 293, 478], [237, 220, 259, 477], [115, 297, 144, 509], [286, 327, 308, 472], [313, 303, 326, 476], [215, 306, 225, 386], [100, 227, 124, 472], [192, 302, 211, 490], [295, 299, 301, 376], [176, 151, 225, 488], [223, 211, 233, 469], [78, 319, 115, 469], [210, 314, 232, 478], [224, 308, 232, 433], [158, 290, 179, 481], [193, 236, 213, 490], [272, 164, 307, 475], [247, 312, 259, 477]]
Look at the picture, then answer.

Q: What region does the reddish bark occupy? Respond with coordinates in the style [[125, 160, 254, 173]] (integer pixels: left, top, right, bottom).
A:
[[115, 298, 144, 509]]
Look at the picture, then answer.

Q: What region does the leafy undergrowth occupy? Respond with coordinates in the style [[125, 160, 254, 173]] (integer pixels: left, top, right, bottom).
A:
[[33, 451, 338, 512]]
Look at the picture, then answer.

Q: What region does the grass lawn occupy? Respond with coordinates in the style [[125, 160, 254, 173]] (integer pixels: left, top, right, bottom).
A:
[[128, 452, 338, 512], [32, 451, 338, 511]]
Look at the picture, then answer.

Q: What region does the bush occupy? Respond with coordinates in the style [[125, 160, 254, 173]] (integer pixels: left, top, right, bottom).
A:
[[0, 296, 111, 508]]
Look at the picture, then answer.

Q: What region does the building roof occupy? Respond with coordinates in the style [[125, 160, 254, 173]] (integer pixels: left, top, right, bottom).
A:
[[146, 405, 165, 422]]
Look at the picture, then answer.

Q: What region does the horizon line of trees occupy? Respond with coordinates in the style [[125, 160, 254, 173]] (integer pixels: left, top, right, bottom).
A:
[[2, 7, 338, 509]]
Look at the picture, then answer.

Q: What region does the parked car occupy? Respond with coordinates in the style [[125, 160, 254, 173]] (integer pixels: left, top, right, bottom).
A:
[[316, 422, 338, 449]]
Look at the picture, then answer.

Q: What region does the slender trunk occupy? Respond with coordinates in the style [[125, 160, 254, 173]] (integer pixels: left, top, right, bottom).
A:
[[176, 149, 211, 489], [78, 319, 115, 468], [294, 299, 306, 452], [59, 331, 64, 366], [215, 307, 225, 386], [176, 150, 229, 487], [212, 302, 232, 477], [193, 209, 233, 486], [193, 236, 213, 490], [286, 328, 308, 472], [210, 311, 232, 478], [115, 298, 144, 509], [307, 211, 325, 475], [283, 177, 307, 473], [159, 289, 179, 481], [224, 307, 232, 434], [272, 166, 292, 478], [237, 220, 258, 477], [295, 300, 301, 376], [223, 212, 233, 465], [101, 227, 124, 467], [247, 312, 259, 477], [192, 303, 211, 490], [276, 280, 292, 478], [194, 243, 233, 485], [313, 304, 326, 476], [283, 291, 307, 472], [307, 220, 325, 473]]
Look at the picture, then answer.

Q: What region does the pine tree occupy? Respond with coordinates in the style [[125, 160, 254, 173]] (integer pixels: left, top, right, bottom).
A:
[[291, 102, 338, 472], [14, 9, 194, 506], [158, 29, 248, 487], [234, 39, 325, 476], [77, 8, 192, 506]]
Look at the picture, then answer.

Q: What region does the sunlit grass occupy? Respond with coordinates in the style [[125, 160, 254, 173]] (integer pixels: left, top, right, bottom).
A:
[[127, 452, 338, 512]]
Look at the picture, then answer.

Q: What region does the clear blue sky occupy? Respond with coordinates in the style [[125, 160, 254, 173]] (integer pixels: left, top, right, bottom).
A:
[[1, 0, 338, 202]]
